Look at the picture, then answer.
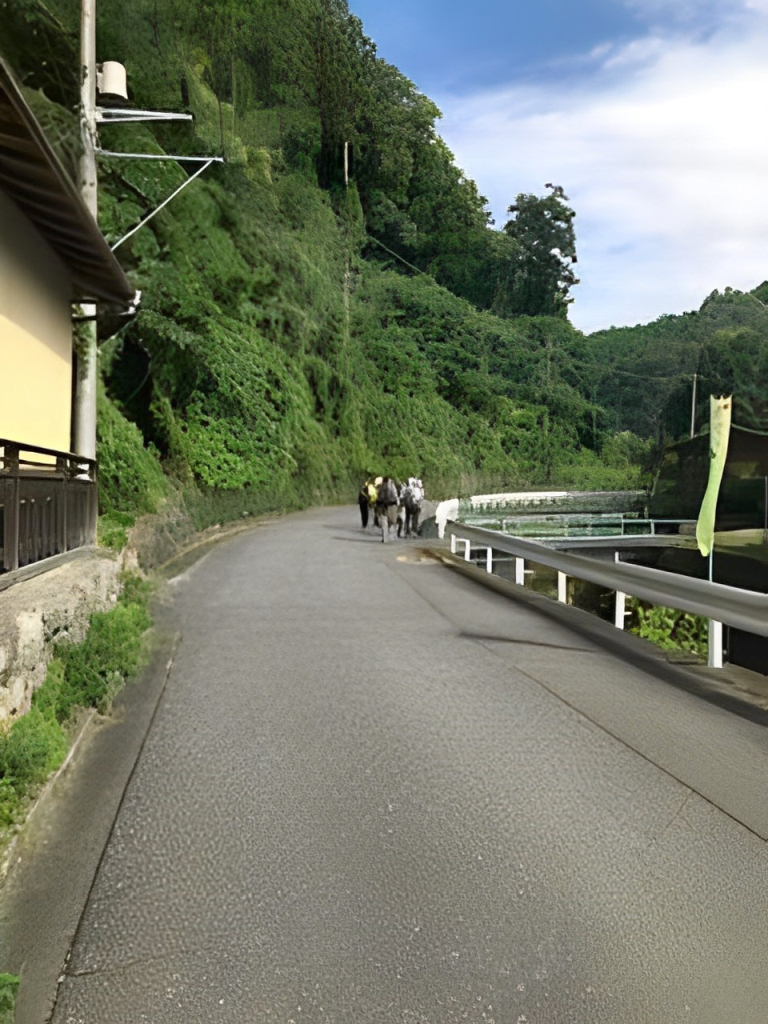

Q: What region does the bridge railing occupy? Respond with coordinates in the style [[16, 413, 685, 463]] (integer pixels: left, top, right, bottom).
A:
[[444, 520, 768, 670], [0, 439, 97, 574]]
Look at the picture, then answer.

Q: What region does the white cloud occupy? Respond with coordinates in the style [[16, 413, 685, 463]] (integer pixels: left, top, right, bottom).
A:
[[435, 13, 768, 333]]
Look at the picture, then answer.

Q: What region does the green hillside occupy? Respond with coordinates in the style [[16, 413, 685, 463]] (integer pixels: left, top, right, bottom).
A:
[[5, 0, 767, 528], [589, 287, 768, 445]]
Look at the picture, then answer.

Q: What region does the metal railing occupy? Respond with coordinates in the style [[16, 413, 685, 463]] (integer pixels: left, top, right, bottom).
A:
[[444, 520, 768, 670], [0, 439, 97, 573], [462, 515, 696, 540]]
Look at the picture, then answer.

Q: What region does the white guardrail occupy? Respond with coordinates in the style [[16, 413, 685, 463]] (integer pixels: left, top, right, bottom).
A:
[[444, 520, 768, 670]]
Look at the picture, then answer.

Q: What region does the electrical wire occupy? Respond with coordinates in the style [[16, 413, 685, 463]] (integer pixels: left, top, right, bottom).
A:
[[731, 421, 768, 437], [366, 234, 427, 275]]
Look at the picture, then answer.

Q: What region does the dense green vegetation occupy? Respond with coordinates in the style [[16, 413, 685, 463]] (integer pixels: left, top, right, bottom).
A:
[[628, 600, 709, 660], [0, 974, 19, 1024], [4, 0, 768, 525]]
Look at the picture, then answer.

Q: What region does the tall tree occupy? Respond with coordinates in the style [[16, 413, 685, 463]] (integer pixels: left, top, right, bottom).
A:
[[314, 5, 373, 188], [494, 184, 578, 319]]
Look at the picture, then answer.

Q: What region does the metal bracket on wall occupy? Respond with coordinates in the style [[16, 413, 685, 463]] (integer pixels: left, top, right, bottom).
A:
[[94, 101, 223, 252], [95, 152, 224, 251], [96, 108, 193, 123]]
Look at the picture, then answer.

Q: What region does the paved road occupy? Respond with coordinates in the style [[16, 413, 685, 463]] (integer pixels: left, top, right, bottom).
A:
[[6, 506, 768, 1022]]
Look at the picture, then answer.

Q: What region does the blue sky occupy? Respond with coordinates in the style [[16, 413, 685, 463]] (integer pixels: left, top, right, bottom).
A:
[[348, 0, 768, 333], [350, 0, 642, 93]]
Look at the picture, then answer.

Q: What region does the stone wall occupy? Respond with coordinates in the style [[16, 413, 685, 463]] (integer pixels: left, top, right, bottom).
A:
[[0, 551, 121, 723]]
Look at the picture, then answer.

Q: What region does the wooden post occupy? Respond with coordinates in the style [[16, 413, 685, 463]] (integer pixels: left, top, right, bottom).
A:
[[4, 478, 20, 572], [2, 445, 20, 571]]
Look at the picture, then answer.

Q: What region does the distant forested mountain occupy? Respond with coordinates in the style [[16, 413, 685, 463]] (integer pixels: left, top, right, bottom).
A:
[[3, 0, 766, 523], [588, 286, 768, 445]]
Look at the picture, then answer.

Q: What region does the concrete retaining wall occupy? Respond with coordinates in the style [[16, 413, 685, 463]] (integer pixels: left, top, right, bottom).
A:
[[0, 551, 121, 723]]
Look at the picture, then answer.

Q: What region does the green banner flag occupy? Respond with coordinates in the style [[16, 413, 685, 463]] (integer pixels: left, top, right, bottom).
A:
[[696, 395, 732, 557]]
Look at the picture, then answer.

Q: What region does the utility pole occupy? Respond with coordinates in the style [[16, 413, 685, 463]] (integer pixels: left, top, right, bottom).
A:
[[73, 0, 98, 459], [71, 0, 217, 458], [690, 371, 698, 439]]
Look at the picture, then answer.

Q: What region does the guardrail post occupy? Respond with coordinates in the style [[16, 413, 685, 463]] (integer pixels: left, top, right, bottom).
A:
[[613, 552, 627, 629], [485, 547, 493, 573], [708, 620, 723, 668], [557, 571, 567, 604], [515, 557, 525, 586]]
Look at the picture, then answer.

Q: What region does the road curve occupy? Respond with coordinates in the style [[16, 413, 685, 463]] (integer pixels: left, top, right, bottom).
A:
[[24, 507, 768, 1021]]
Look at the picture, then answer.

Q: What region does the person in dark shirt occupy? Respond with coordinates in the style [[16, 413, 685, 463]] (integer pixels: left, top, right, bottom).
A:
[[358, 480, 370, 528], [375, 476, 399, 543]]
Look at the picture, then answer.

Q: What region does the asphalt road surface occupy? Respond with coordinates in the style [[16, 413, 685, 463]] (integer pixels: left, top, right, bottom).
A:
[[5, 506, 768, 1022]]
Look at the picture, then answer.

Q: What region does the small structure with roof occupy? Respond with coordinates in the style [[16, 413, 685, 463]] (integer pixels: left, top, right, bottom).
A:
[[0, 56, 137, 572]]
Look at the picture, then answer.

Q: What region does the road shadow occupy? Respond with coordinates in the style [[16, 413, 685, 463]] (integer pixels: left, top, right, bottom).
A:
[[459, 630, 592, 653], [330, 535, 385, 543]]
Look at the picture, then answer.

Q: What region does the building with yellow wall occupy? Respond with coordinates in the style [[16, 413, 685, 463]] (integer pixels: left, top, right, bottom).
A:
[[0, 56, 135, 457], [0, 192, 73, 453]]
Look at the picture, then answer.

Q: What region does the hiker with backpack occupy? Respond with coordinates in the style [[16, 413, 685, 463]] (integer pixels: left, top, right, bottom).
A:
[[401, 477, 425, 537], [375, 476, 399, 543], [370, 476, 382, 528], [358, 480, 370, 528], [358, 476, 379, 528]]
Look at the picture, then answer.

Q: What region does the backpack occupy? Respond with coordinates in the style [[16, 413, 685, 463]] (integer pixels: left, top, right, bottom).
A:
[[378, 478, 397, 505]]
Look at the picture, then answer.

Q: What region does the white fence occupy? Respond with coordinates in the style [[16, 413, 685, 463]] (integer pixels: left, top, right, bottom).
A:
[[444, 520, 768, 670]]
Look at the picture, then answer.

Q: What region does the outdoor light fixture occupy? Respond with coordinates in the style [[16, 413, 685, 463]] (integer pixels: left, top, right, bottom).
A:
[[96, 61, 128, 102]]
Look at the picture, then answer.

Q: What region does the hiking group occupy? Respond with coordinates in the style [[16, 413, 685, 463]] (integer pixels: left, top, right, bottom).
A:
[[358, 476, 425, 544]]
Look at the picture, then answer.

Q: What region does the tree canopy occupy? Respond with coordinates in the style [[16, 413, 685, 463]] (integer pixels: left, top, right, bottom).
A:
[[494, 184, 578, 319]]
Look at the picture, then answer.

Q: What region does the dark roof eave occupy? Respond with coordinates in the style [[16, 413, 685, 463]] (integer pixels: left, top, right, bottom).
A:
[[0, 57, 136, 309]]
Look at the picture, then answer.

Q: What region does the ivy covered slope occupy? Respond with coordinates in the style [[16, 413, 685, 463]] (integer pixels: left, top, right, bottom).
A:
[[6, 0, 651, 523]]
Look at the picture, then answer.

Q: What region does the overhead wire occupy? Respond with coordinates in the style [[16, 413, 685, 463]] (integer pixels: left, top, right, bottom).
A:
[[366, 234, 427, 275]]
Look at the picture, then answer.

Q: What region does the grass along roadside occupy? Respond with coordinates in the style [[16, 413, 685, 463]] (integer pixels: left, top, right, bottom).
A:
[[627, 598, 709, 662], [0, 573, 154, 851], [0, 973, 18, 1024]]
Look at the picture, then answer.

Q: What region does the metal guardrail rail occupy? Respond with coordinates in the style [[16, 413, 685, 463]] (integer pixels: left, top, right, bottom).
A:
[[543, 532, 696, 551], [444, 521, 768, 653]]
